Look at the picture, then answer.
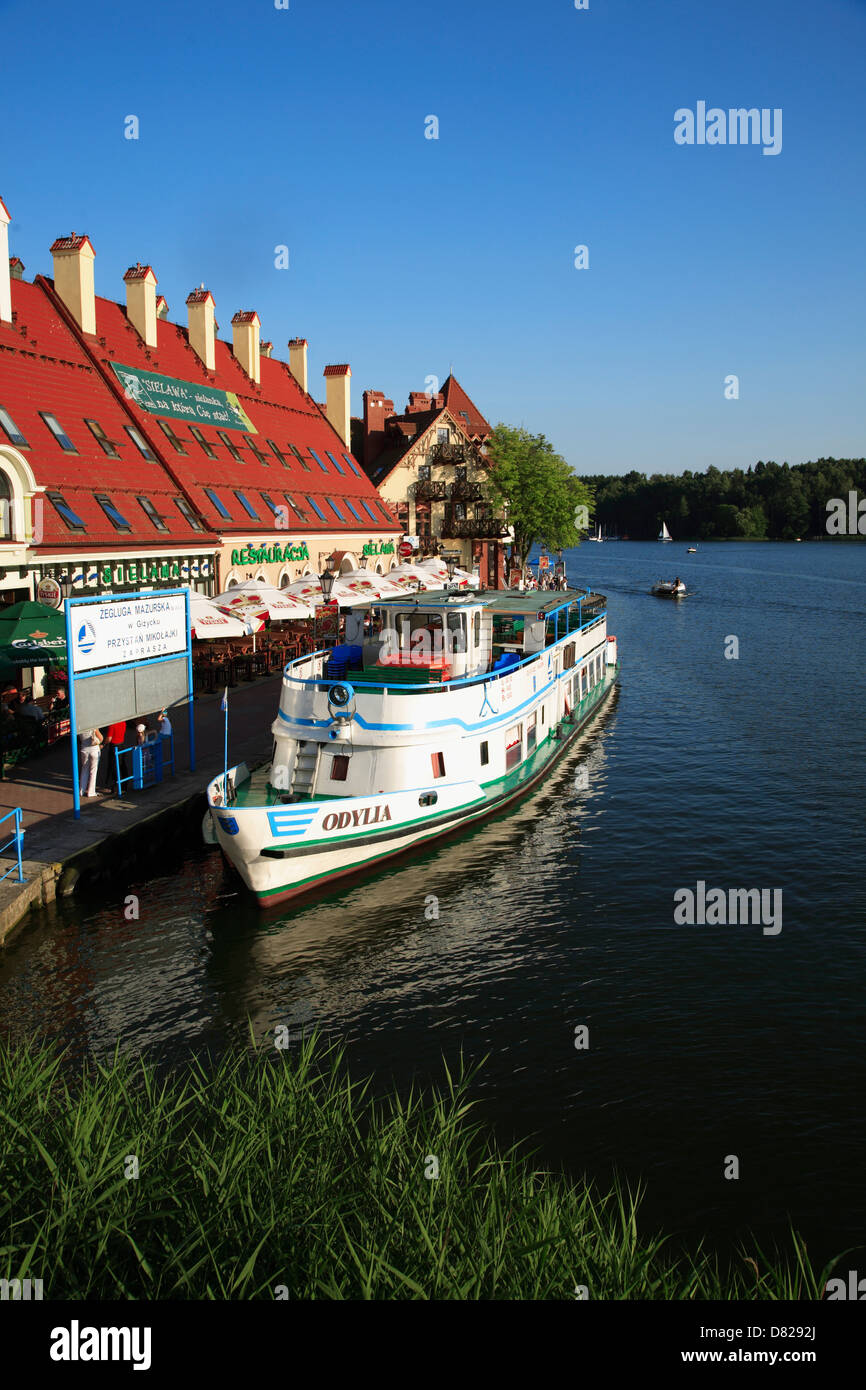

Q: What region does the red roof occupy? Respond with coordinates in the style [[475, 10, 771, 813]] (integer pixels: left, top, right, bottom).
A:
[[59, 284, 398, 536], [441, 374, 491, 439], [323, 363, 351, 376], [0, 277, 206, 549]]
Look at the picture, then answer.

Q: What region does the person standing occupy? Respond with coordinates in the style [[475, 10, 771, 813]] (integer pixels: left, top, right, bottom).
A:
[[78, 727, 102, 798], [101, 720, 127, 790]]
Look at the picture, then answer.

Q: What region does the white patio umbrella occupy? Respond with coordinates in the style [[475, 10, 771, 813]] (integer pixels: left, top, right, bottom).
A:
[[416, 557, 477, 588], [331, 570, 406, 602], [212, 579, 314, 652], [384, 563, 445, 593], [189, 592, 261, 639], [212, 579, 314, 621]]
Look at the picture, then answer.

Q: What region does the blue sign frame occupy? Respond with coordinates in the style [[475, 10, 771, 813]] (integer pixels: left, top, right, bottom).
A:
[[65, 588, 194, 820]]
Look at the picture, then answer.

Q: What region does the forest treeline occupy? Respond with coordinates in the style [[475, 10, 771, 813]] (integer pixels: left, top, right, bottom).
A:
[[581, 458, 866, 540]]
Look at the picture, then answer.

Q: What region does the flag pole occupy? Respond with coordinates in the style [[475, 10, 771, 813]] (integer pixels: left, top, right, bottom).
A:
[[221, 686, 228, 799]]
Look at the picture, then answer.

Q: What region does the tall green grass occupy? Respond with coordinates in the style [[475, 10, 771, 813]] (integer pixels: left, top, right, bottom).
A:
[[0, 1034, 835, 1300]]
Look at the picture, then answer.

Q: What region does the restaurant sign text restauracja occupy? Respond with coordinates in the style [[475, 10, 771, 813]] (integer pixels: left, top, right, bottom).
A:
[[230, 541, 310, 565]]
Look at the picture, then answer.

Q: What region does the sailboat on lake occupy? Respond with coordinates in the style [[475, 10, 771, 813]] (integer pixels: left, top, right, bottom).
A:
[[659, 521, 672, 542]]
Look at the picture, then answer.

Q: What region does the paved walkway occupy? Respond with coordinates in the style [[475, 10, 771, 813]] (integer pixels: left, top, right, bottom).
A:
[[0, 677, 282, 941]]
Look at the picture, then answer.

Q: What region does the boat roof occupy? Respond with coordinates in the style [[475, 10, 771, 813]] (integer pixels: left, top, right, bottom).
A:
[[370, 587, 603, 616]]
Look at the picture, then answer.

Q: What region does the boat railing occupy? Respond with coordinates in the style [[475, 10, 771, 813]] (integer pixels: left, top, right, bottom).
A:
[[282, 613, 606, 696]]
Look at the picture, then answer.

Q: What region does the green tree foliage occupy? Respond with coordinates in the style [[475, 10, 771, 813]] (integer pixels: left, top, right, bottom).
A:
[[582, 458, 866, 540], [487, 425, 594, 568]]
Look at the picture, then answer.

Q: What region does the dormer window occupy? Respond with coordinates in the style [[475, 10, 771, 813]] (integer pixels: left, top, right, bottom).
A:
[[125, 425, 155, 460], [85, 419, 121, 458], [175, 497, 205, 532], [40, 412, 77, 453], [0, 405, 28, 448], [46, 491, 85, 532], [138, 496, 168, 532], [156, 418, 187, 455], [95, 494, 131, 531], [217, 430, 242, 463], [190, 426, 217, 458]]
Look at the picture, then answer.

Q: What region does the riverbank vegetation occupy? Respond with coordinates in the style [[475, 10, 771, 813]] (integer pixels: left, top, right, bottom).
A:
[[584, 457, 866, 541], [488, 425, 594, 568], [0, 1036, 835, 1300]]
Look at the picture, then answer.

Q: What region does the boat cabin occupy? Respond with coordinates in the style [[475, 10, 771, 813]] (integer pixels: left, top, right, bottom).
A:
[[339, 589, 604, 684]]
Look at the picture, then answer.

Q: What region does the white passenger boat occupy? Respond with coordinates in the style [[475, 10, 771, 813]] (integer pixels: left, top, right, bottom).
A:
[[651, 579, 686, 597], [204, 588, 620, 907]]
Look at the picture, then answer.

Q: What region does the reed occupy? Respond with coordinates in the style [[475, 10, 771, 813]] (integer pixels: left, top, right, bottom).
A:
[[0, 1034, 835, 1300]]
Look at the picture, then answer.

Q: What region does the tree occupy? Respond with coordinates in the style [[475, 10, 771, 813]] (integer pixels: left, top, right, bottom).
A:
[[487, 425, 593, 569]]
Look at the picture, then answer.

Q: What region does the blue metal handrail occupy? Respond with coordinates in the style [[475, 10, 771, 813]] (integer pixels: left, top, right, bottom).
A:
[[280, 613, 606, 696], [0, 807, 26, 884]]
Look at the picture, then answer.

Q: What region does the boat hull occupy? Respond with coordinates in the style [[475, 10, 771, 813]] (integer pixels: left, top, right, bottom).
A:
[[208, 665, 619, 909]]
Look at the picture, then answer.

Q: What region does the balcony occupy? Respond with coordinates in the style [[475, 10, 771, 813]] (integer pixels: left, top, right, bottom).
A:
[[441, 515, 509, 540], [450, 478, 484, 502], [414, 478, 449, 501]]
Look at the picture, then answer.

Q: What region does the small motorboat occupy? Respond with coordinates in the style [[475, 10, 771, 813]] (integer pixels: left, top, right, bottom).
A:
[[651, 578, 686, 598], [687, 546, 697, 553]]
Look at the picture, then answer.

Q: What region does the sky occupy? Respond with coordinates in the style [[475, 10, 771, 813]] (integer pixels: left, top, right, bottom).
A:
[[2, 0, 864, 476]]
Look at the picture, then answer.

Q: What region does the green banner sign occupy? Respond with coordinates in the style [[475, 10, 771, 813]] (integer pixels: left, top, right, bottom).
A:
[[230, 542, 310, 565], [111, 363, 256, 434]]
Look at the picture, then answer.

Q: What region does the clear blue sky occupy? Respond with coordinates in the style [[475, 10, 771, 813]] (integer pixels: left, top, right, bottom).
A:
[[2, 0, 864, 475]]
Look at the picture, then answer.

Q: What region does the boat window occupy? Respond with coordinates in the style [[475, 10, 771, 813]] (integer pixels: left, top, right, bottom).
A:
[[480, 740, 489, 766], [402, 611, 444, 661], [330, 755, 349, 782], [474, 611, 481, 648], [581, 667, 588, 695], [527, 712, 537, 752], [446, 611, 466, 654], [505, 724, 522, 771], [492, 614, 524, 645], [573, 674, 579, 703], [541, 706, 545, 724], [431, 752, 446, 779], [419, 792, 438, 807], [563, 642, 576, 671]]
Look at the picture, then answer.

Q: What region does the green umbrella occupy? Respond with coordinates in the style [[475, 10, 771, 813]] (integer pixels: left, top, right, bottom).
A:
[[0, 600, 67, 658]]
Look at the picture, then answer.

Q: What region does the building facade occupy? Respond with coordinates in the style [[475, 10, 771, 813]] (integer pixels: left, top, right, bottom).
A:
[[354, 375, 509, 588], [0, 197, 400, 609]]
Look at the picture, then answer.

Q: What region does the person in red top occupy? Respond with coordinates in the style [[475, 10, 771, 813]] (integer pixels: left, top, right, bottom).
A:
[[101, 720, 128, 792]]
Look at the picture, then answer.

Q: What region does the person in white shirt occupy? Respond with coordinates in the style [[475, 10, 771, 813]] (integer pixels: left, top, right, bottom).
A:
[[78, 728, 102, 798], [158, 709, 172, 738]]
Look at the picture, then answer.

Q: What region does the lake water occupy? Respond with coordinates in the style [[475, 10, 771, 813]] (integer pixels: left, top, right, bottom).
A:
[[2, 541, 864, 1266]]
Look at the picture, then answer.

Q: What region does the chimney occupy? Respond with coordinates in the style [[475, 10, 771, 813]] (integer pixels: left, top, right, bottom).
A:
[[186, 287, 216, 371], [260, 340, 273, 359], [156, 294, 169, 319], [9, 257, 25, 280], [231, 311, 261, 383], [288, 337, 308, 393], [0, 197, 11, 323], [123, 263, 158, 347], [407, 391, 432, 413], [50, 232, 97, 334], [324, 364, 351, 447]]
